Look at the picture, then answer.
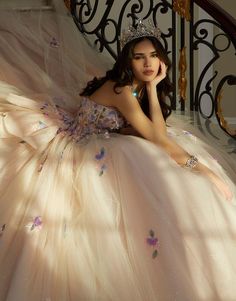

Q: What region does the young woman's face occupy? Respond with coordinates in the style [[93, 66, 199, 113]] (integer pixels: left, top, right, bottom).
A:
[[131, 39, 161, 84]]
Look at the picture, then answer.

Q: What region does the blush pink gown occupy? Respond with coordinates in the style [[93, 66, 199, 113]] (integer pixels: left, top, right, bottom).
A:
[[0, 1, 236, 300], [0, 90, 236, 301]]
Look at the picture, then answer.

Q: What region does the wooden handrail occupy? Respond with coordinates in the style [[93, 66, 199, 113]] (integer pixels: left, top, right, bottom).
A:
[[194, 0, 236, 48]]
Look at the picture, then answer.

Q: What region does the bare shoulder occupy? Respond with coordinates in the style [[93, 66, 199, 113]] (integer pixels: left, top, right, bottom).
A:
[[89, 80, 132, 107], [90, 80, 155, 140]]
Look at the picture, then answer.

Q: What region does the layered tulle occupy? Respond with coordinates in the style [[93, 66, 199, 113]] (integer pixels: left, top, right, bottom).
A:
[[0, 1, 236, 300], [0, 84, 236, 301]]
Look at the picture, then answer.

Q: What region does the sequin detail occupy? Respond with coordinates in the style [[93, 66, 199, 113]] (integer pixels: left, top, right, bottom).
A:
[[40, 97, 125, 144], [146, 229, 159, 259], [38, 121, 47, 129]]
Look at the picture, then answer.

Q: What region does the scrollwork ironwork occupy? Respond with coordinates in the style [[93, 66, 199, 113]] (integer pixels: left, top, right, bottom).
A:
[[215, 75, 236, 138], [198, 71, 217, 118], [71, 0, 173, 57], [70, 0, 176, 108], [190, 12, 236, 138], [68, 0, 235, 138]]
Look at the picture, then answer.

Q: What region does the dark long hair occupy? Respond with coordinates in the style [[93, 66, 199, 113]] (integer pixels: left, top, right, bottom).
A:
[[80, 36, 173, 120]]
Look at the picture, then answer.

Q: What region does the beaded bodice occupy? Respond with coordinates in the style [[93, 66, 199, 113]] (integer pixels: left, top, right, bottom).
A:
[[41, 97, 126, 143]]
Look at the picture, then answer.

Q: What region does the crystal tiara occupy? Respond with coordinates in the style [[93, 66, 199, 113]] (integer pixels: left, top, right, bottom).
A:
[[120, 19, 162, 49]]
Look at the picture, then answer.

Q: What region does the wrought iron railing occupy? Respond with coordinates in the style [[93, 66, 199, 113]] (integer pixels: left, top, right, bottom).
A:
[[70, 0, 177, 110], [189, 0, 236, 138], [67, 0, 236, 139]]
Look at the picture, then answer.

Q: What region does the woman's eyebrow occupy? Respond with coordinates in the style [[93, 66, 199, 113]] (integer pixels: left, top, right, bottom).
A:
[[133, 51, 157, 55]]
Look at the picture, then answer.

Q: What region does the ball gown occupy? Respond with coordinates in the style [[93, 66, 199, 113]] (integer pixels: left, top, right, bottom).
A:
[[0, 1, 236, 301], [0, 87, 236, 301]]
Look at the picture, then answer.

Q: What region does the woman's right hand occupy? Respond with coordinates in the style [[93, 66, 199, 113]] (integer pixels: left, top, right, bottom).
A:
[[146, 61, 167, 90]]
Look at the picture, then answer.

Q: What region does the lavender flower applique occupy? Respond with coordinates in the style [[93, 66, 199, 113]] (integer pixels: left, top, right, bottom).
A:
[[25, 216, 43, 232], [146, 229, 159, 259], [95, 147, 107, 176]]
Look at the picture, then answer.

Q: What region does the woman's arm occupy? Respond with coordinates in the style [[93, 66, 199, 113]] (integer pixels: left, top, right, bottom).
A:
[[119, 125, 142, 137], [146, 61, 167, 137], [143, 61, 214, 168], [112, 86, 232, 201]]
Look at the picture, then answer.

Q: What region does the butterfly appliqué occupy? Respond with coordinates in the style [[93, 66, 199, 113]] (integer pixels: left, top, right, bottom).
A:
[[25, 216, 43, 232], [95, 147, 107, 176], [146, 229, 159, 259]]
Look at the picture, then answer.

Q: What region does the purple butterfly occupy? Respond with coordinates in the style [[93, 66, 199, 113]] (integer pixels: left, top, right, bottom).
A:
[[146, 237, 158, 246], [31, 216, 42, 231], [146, 229, 159, 259], [95, 147, 105, 160]]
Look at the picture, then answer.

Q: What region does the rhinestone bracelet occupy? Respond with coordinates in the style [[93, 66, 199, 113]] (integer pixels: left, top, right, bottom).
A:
[[184, 155, 199, 169]]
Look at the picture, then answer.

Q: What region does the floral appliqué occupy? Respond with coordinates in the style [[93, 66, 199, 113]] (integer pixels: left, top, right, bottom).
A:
[[95, 147, 107, 176], [146, 229, 159, 259], [25, 216, 43, 232]]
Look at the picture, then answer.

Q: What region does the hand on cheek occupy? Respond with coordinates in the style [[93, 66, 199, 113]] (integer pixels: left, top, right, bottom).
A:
[[147, 61, 167, 88]]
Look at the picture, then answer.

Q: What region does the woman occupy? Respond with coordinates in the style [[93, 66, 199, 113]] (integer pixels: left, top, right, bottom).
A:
[[0, 15, 236, 301], [81, 31, 232, 201]]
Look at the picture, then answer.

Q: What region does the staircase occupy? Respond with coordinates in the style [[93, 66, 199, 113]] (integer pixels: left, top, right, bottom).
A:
[[68, 0, 236, 141]]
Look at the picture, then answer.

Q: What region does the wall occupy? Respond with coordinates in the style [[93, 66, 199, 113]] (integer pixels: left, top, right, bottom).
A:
[[0, 0, 50, 9]]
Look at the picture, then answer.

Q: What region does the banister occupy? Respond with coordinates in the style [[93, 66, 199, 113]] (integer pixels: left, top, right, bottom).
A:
[[68, 0, 236, 138], [191, 0, 236, 138], [194, 0, 236, 48]]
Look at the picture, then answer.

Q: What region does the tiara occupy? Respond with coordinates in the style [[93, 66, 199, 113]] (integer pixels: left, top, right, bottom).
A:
[[120, 19, 161, 49]]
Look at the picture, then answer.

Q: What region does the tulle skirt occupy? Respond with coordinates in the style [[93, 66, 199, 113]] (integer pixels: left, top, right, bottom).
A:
[[0, 87, 236, 301]]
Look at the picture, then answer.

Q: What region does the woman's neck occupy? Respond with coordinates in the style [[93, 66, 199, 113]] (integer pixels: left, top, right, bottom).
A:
[[131, 82, 145, 99]]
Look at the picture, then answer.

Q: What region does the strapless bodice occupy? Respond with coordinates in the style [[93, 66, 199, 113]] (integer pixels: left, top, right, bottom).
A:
[[40, 97, 126, 143]]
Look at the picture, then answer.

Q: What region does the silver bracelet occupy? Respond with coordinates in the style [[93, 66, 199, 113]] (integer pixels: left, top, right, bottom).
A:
[[184, 155, 199, 169]]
